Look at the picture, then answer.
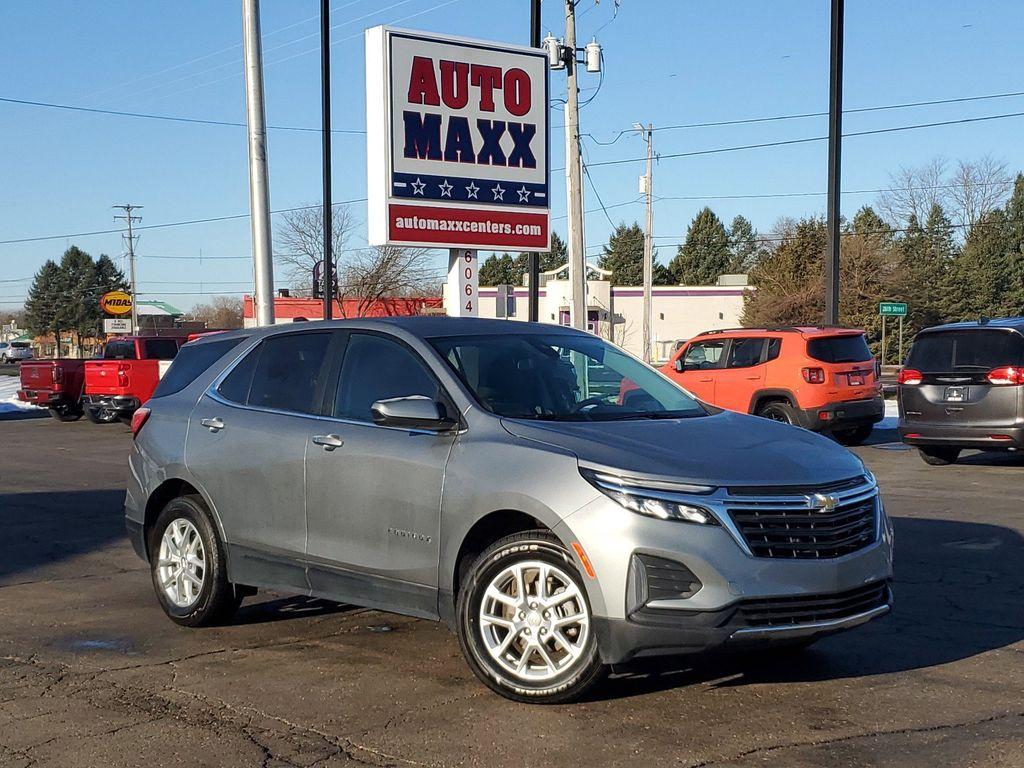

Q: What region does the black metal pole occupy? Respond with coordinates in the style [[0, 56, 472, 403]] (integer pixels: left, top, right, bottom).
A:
[[528, 0, 542, 322], [825, 0, 843, 325], [321, 0, 333, 320]]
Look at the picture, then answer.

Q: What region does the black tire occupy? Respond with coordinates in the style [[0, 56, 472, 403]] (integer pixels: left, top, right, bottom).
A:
[[456, 530, 606, 704], [919, 447, 960, 466], [85, 407, 118, 424], [757, 401, 798, 426], [833, 425, 873, 446], [148, 494, 242, 627], [49, 404, 83, 422]]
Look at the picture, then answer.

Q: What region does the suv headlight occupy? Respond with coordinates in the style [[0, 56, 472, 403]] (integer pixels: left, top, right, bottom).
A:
[[581, 468, 719, 525]]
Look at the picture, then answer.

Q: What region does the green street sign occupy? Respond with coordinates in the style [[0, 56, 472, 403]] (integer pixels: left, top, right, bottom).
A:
[[879, 301, 908, 317]]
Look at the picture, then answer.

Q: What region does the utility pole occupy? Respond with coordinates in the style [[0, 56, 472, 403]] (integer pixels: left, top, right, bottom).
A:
[[242, 0, 276, 326], [321, 0, 333, 321], [113, 204, 142, 334], [527, 0, 542, 322], [824, 0, 844, 325], [563, 0, 586, 330], [637, 123, 654, 363]]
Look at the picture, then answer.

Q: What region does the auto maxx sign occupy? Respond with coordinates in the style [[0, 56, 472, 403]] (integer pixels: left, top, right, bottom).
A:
[[366, 26, 550, 251]]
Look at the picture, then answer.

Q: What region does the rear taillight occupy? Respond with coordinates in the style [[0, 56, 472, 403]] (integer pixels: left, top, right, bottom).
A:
[[117, 364, 129, 387], [987, 366, 1024, 386], [130, 407, 151, 439], [802, 367, 826, 384], [898, 368, 923, 385], [52, 365, 63, 384]]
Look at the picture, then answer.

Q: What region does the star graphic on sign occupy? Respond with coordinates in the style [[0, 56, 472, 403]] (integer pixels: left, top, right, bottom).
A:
[[492, 183, 506, 201], [465, 181, 479, 199], [411, 177, 426, 195], [517, 186, 531, 203], [438, 179, 453, 198]]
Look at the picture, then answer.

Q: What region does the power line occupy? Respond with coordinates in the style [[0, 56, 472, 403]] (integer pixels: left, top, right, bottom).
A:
[[653, 179, 1014, 202], [581, 160, 617, 228]]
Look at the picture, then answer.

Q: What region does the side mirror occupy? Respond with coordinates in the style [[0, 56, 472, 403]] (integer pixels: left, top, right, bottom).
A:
[[674, 358, 685, 373], [371, 395, 456, 432]]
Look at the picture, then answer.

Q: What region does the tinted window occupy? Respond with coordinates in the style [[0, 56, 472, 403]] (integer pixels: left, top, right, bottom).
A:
[[806, 335, 872, 363], [11, 342, 30, 349], [683, 341, 725, 370], [143, 338, 182, 360], [727, 338, 765, 368], [247, 332, 332, 414], [152, 337, 246, 398], [218, 343, 261, 404], [907, 330, 1024, 372], [103, 340, 136, 360], [432, 333, 703, 421], [334, 334, 439, 422], [765, 337, 782, 362]]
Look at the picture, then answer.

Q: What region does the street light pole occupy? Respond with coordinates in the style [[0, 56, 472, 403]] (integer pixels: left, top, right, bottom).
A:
[[825, 0, 844, 325], [638, 124, 654, 363], [321, 0, 333, 321], [527, 0, 542, 322]]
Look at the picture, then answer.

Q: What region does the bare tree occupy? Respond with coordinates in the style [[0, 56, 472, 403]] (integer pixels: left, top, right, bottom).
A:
[[877, 157, 948, 227], [274, 205, 355, 295], [187, 296, 244, 329], [338, 245, 441, 317], [947, 155, 1013, 230]]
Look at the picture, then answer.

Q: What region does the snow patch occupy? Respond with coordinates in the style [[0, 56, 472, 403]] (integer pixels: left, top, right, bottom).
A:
[[0, 374, 43, 414], [877, 399, 899, 430]]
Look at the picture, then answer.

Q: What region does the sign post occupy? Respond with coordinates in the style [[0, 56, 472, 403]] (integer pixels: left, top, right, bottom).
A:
[[365, 26, 550, 317], [878, 302, 908, 366], [445, 248, 479, 317]]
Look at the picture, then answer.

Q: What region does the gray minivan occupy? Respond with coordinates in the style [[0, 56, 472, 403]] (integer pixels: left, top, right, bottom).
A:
[[899, 318, 1024, 465], [125, 318, 893, 703]]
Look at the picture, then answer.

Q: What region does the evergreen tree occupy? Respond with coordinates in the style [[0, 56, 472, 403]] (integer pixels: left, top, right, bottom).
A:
[[947, 209, 1012, 320], [480, 233, 570, 286], [58, 246, 98, 349], [669, 208, 730, 285], [727, 214, 760, 273], [1002, 173, 1024, 314], [24, 260, 66, 345], [742, 217, 827, 326], [479, 253, 517, 286], [598, 223, 645, 285]]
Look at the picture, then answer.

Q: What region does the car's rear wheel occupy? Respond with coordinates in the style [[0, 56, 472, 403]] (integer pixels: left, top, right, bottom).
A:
[[49, 404, 83, 422], [918, 447, 960, 466], [85, 407, 118, 424], [757, 401, 798, 425], [457, 531, 605, 703], [833, 425, 873, 446], [149, 495, 242, 627]]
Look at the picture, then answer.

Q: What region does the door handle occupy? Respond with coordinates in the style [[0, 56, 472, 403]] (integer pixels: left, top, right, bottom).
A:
[[745, 376, 761, 380], [698, 377, 714, 383], [200, 417, 225, 432], [312, 434, 344, 450]]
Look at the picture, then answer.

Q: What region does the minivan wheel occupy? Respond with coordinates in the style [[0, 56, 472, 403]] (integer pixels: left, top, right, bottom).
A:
[[148, 495, 242, 627], [757, 401, 797, 425], [457, 531, 605, 703], [833, 425, 873, 446], [918, 447, 961, 466]]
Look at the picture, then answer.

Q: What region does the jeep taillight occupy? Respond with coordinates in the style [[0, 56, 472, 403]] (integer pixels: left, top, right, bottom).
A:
[[898, 368, 923, 385], [802, 367, 826, 384], [987, 366, 1024, 386], [117, 364, 129, 387]]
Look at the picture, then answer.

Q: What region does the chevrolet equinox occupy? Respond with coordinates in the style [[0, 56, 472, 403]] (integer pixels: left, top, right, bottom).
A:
[[125, 318, 894, 703]]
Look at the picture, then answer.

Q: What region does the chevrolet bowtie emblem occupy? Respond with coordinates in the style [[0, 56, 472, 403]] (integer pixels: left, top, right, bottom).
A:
[[808, 493, 838, 513]]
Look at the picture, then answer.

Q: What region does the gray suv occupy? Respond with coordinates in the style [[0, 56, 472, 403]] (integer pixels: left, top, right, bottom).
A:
[[899, 318, 1024, 465], [125, 318, 893, 703]]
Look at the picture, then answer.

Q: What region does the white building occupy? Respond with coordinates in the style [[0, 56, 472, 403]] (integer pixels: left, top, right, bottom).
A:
[[476, 264, 751, 361]]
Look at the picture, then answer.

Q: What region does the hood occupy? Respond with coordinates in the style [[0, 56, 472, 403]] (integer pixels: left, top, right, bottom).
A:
[[500, 411, 864, 489]]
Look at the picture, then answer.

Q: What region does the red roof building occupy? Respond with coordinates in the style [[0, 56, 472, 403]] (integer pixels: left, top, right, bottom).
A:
[[243, 295, 443, 326]]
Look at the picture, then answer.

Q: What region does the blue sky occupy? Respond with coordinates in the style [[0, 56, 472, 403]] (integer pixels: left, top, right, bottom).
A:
[[2, 0, 1023, 312]]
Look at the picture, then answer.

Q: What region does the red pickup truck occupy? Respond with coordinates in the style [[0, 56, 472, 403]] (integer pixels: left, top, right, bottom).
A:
[[83, 336, 186, 423], [17, 359, 88, 421]]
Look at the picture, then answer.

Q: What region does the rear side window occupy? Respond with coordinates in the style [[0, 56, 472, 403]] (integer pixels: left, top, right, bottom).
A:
[[907, 330, 1024, 372], [218, 344, 261, 404], [334, 333, 439, 422], [726, 338, 765, 368], [103, 339, 137, 360], [247, 332, 333, 414], [765, 337, 782, 362], [143, 338, 182, 360], [807, 335, 872, 363], [152, 337, 246, 399]]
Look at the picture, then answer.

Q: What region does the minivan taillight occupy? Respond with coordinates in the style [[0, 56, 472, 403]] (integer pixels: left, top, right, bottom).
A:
[[117, 364, 129, 387], [130, 407, 151, 439], [898, 368, 923, 385], [802, 367, 826, 384], [987, 366, 1024, 386]]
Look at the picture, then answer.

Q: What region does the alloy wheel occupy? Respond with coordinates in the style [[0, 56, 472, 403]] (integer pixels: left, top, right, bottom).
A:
[[156, 518, 206, 608]]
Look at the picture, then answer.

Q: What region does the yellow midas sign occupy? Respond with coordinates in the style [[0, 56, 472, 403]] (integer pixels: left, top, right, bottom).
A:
[[100, 290, 133, 316]]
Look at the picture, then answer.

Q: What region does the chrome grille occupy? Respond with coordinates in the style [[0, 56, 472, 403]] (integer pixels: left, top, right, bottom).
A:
[[726, 480, 878, 559]]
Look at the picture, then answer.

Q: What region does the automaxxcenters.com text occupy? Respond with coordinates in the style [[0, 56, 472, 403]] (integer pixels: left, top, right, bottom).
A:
[[393, 215, 542, 237]]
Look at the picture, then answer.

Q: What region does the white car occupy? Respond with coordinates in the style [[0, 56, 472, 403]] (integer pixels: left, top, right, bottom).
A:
[[0, 341, 33, 363]]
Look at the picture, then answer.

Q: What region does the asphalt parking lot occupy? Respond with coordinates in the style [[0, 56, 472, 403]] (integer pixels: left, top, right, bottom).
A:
[[1, 413, 1023, 768]]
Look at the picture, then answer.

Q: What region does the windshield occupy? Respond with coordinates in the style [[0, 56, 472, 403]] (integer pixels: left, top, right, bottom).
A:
[[430, 333, 706, 422], [907, 330, 1024, 372]]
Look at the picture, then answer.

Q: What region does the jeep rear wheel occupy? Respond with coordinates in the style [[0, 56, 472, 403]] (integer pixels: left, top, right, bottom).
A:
[[457, 531, 605, 703], [757, 401, 798, 425]]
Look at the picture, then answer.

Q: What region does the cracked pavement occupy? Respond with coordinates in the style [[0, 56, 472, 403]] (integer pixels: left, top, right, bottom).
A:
[[1, 416, 1022, 767]]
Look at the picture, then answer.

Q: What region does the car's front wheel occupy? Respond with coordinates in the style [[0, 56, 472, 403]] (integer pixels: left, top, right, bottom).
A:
[[456, 531, 605, 703], [148, 495, 242, 627]]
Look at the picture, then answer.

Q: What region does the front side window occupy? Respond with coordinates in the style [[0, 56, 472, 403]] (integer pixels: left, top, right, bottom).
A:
[[726, 338, 765, 369], [683, 341, 725, 370], [334, 333, 439, 422], [224, 332, 332, 414], [431, 333, 704, 422]]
